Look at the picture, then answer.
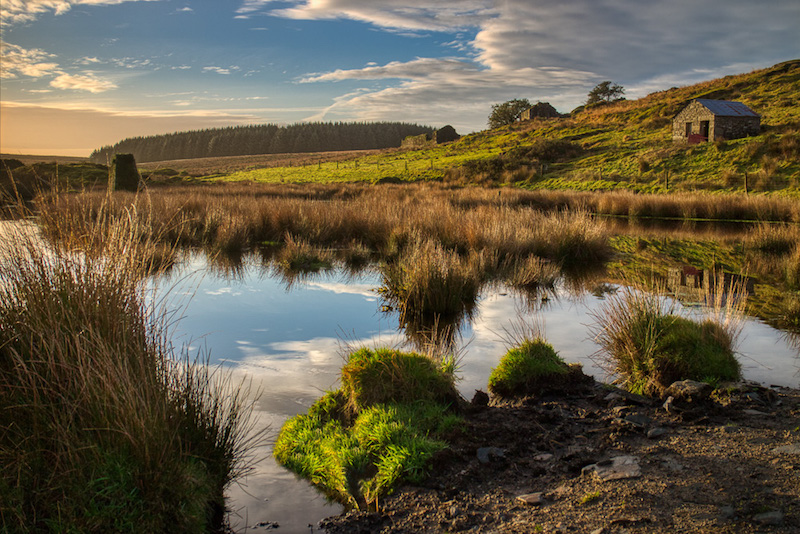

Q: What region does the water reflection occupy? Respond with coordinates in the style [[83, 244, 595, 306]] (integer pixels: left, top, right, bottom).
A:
[[155, 253, 800, 532]]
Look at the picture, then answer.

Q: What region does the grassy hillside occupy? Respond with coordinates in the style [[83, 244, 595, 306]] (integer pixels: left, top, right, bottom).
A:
[[217, 59, 799, 195]]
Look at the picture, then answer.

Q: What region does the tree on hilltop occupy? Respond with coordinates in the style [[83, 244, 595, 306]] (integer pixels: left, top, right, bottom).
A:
[[587, 81, 625, 105]]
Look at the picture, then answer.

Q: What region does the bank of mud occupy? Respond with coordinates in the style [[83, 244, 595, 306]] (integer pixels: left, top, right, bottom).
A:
[[320, 381, 800, 533]]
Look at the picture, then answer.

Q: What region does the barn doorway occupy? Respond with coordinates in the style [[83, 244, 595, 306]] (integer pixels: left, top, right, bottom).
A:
[[700, 120, 710, 140]]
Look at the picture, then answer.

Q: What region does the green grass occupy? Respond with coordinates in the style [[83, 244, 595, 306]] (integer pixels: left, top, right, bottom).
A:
[[274, 348, 461, 510]]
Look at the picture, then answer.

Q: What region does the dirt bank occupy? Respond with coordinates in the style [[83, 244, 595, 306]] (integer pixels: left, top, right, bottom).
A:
[[320, 381, 800, 533]]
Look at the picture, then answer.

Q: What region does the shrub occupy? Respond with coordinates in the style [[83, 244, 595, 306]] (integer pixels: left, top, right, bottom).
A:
[[591, 286, 741, 396], [488, 339, 588, 398]]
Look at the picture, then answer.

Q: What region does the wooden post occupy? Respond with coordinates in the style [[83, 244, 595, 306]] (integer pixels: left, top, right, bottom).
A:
[[744, 172, 748, 195], [318, 160, 321, 169], [665, 169, 669, 190]]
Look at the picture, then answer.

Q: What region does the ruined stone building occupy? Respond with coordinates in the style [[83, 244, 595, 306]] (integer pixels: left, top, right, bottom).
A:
[[519, 102, 561, 121], [672, 99, 760, 143]]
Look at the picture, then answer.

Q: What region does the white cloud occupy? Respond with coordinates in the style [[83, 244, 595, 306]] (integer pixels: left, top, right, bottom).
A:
[[1, 41, 118, 93], [0, 41, 59, 78], [266, 0, 798, 131], [203, 66, 241, 75], [50, 73, 118, 92], [1, 0, 162, 24]]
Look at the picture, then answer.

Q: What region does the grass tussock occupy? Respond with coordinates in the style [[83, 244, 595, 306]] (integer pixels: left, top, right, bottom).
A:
[[274, 348, 461, 510], [591, 279, 744, 396], [488, 338, 589, 398], [0, 208, 260, 533]]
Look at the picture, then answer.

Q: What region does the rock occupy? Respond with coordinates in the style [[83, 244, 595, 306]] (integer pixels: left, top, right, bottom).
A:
[[471, 390, 490, 406], [516, 492, 544, 505], [647, 427, 668, 439], [476, 447, 505, 464], [624, 413, 653, 428], [772, 444, 800, 455], [752, 510, 784, 526], [582, 456, 641, 481], [590, 528, 607, 534], [534, 453, 554, 461], [742, 408, 771, 416], [661, 458, 684, 471], [719, 505, 735, 520], [662, 396, 678, 413], [665, 380, 712, 402]]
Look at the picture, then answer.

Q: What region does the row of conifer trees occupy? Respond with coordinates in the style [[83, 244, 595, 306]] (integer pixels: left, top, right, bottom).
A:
[[90, 122, 434, 163]]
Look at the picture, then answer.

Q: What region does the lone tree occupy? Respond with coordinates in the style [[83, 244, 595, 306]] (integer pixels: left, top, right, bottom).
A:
[[488, 98, 532, 129], [587, 81, 625, 105]]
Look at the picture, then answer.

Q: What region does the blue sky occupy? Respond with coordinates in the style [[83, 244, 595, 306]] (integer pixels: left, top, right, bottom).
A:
[[1, 0, 798, 156]]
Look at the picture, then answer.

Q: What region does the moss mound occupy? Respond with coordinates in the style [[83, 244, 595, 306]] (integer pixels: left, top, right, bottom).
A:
[[488, 339, 590, 398], [274, 348, 461, 510]]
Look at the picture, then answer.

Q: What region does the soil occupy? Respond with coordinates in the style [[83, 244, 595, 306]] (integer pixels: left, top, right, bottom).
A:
[[319, 381, 800, 534]]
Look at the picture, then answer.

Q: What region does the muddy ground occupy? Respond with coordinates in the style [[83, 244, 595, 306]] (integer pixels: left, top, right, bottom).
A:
[[319, 381, 800, 534]]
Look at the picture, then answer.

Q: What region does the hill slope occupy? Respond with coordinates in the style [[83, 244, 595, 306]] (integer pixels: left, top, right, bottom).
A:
[[218, 59, 799, 195]]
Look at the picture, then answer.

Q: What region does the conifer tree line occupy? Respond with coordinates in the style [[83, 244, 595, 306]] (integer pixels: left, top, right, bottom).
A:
[[89, 122, 435, 163]]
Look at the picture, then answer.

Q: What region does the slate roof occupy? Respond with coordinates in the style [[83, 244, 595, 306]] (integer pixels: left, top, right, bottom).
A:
[[696, 99, 759, 117]]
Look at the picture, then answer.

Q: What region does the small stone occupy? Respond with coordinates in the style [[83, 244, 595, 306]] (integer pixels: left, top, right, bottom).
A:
[[665, 380, 712, 402], [471, 390, 490, 406], [516, 492, 544, 505], [624, 414, 652, 428], [646, 427, 668, 439], [752, 510, 784, 526], [477, 446, 505, 464], [582, 456, 641, 481], [604, 392, 623, 402], [661, 458, 684, 471], [662, 396, 678, 413], [590, 528, 607, 534], [719, 505, 735, 520], [534, 453, 554, 461], [772, 444, 800, 455], [742, 408, 771, 416]]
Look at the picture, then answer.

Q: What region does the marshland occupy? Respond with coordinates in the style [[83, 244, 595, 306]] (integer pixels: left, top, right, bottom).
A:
[[2, 60, 800, 533]]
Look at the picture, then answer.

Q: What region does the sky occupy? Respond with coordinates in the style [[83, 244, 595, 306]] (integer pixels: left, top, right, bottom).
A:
[[1, 1, 798, 157]]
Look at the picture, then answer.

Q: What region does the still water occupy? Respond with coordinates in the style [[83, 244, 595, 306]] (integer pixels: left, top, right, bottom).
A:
[[156, 253, 799, 533]]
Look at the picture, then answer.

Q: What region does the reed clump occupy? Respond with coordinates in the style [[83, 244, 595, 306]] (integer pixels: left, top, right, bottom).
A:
[[0, 209, 259, 532], [274, 348, 461, 510], [591, 281, 743, 396]]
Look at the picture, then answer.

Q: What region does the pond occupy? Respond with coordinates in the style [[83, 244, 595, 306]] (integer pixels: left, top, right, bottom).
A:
[[155, 253, 800, 533]]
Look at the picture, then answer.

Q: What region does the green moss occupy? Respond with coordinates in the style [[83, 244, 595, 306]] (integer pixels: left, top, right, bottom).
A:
[[488, 339, 585, 398], [341, 348, 459, 415], [274, 348, 461, 510]]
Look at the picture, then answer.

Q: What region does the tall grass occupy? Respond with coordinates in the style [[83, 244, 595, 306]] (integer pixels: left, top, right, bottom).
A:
[[590, 277, 746, 396], [0, 207, 260, 532]]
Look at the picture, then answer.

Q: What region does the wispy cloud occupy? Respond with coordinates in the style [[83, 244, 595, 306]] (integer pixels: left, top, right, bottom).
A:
[[203, 66, 241, 75], [1, 0, 163, 24], [50, 73, 117, 93], [1, 41, 118, 92], [1, 41, 59, 78]]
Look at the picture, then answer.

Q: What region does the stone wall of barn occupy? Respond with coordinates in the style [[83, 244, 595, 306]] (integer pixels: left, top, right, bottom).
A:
[[713, 116, 761, 140], [672, 101, 713, 141]]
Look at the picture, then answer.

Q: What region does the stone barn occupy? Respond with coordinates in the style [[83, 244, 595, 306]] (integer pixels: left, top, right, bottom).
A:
[[673, 99, 760, 143]]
